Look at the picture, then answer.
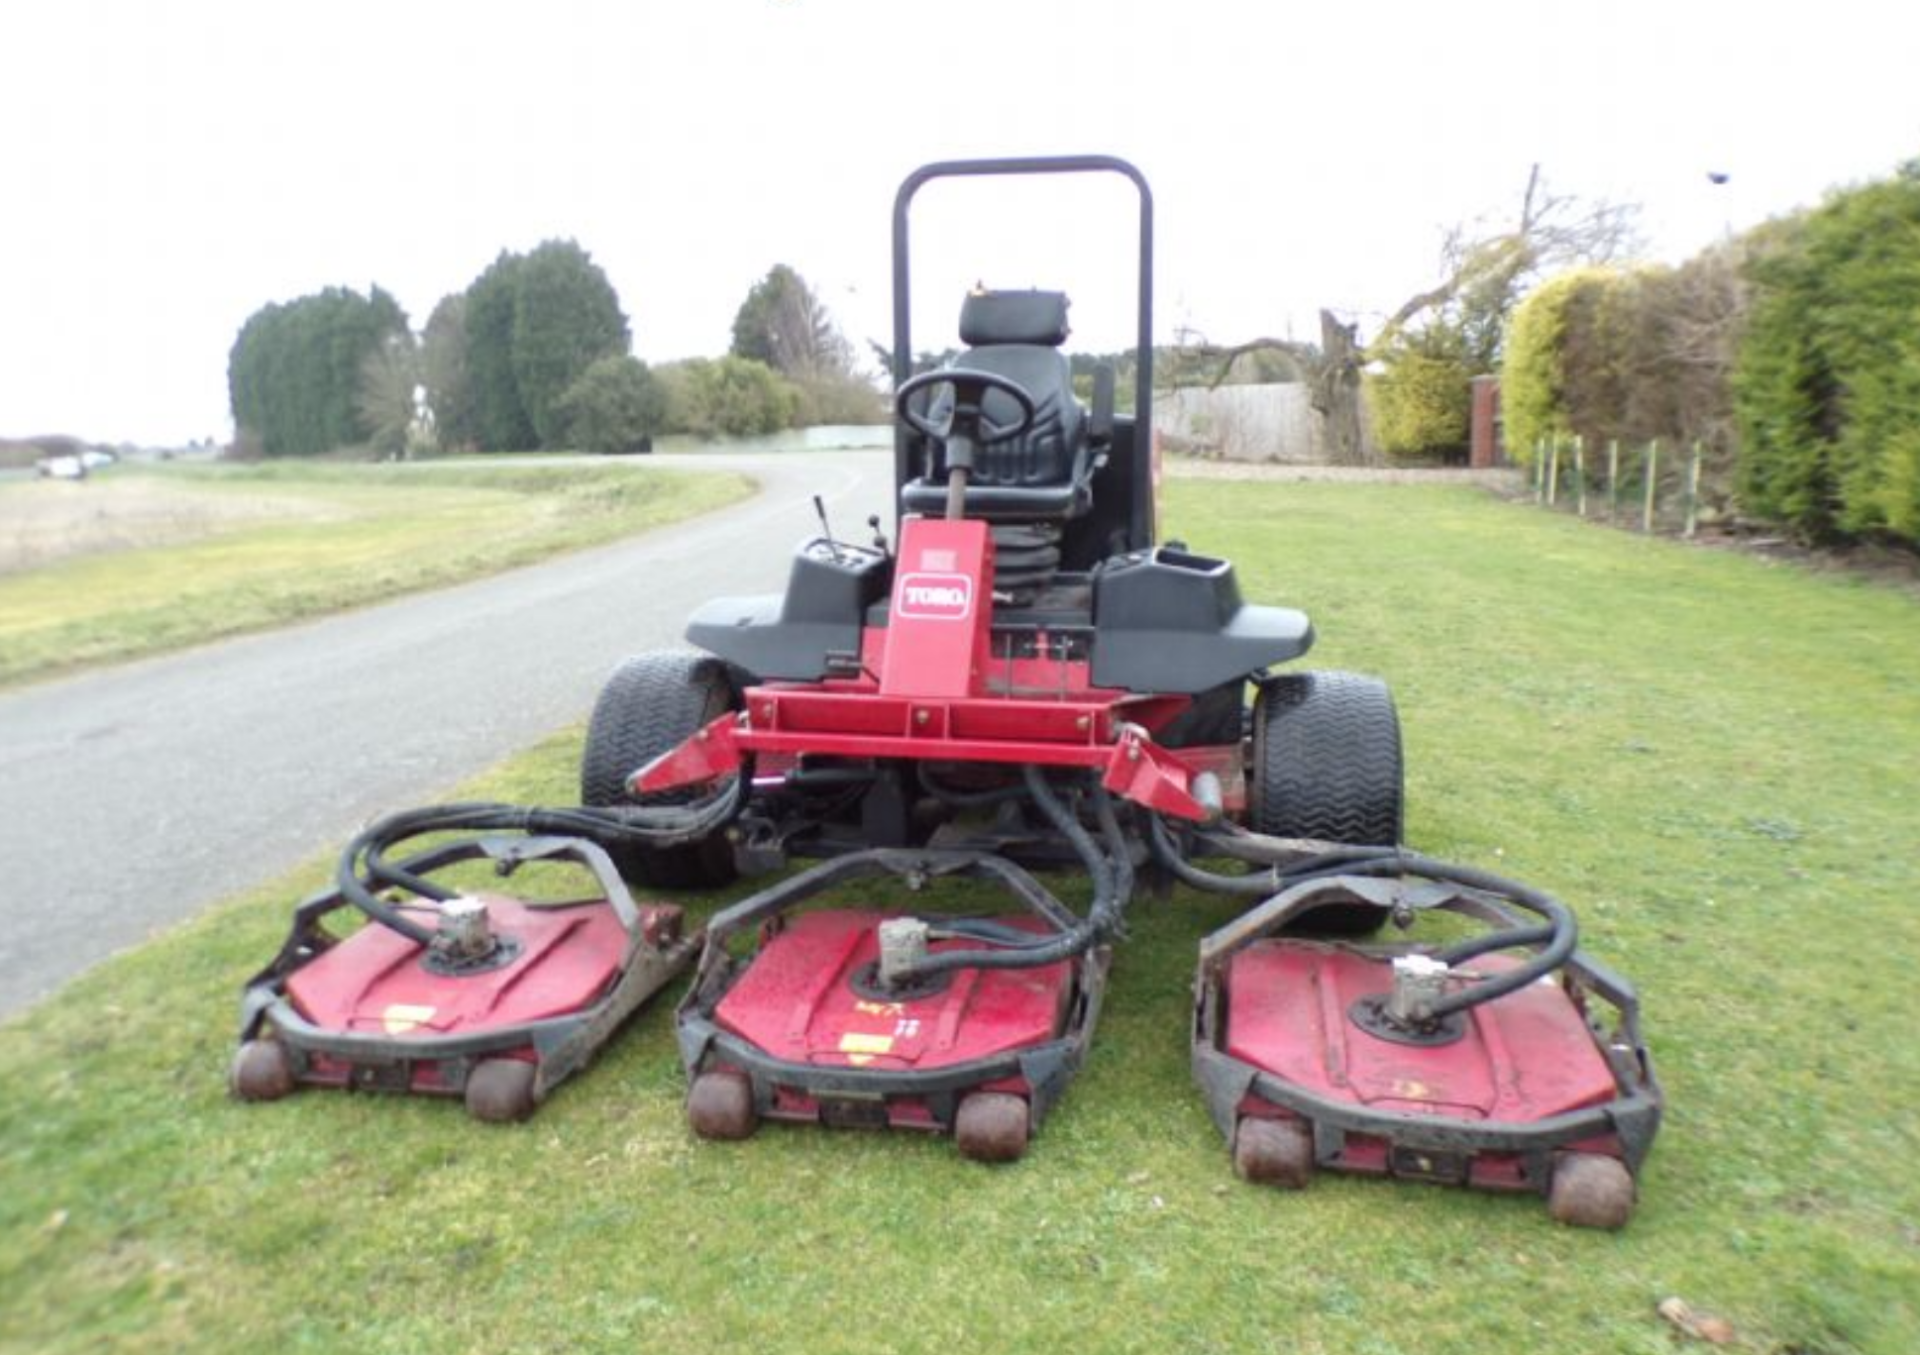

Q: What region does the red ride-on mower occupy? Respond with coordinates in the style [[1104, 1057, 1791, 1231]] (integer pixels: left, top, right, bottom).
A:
[[1185, 836, 1662, 1228], [576, 156, 1408, 1158], [231, 805, 701, 1122]]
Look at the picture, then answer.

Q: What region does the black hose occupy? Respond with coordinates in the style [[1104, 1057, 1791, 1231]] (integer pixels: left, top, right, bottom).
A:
[[1147, 814, 1278, 895], [1356, 852, 1578, 1019], [339, 783, 746, 942], [889, 766, 1126, 979], [1261, 848, 1580, 1019], [1092, 784, 1133, 938], [1170, 821, 1581, 1020], [917, 765, 1029, 809], [1435, 923, 1556, 966]]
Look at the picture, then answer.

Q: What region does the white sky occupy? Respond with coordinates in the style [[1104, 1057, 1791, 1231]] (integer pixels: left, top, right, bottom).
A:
[[2, 0, 1915, 446]]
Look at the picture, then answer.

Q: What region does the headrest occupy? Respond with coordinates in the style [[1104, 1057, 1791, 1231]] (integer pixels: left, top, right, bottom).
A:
[[958, 289, 1070, 347]]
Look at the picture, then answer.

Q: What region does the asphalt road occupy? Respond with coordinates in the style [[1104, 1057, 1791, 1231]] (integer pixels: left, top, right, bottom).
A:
[[0, 445, 895, 1017]]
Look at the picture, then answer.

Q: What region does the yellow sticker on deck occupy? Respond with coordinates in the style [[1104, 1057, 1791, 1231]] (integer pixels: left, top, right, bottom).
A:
[[839, 1032, 894, 1055], [383, 1003, 436, 1035]]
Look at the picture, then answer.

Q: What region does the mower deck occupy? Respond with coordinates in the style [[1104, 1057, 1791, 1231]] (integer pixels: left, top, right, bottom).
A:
[[1223, 946, 1626, 1189], [1192, 865, 1661, 1228], [678, 847, 1112, 1160], [286, 894, 631, 1063], [233, 835, 697, 1122], [712, 909, 1075, 1080]]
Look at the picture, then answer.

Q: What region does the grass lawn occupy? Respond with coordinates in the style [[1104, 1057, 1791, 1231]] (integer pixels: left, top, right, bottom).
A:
[[1, 481, 1915, 1354], [0, 461, 753, 687]]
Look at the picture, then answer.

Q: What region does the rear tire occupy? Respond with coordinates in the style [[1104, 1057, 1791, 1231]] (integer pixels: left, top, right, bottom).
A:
[[1233, 1116, 1313, 1188], [954, 1092, 1030, 1163], [1250, 671, 1404, 935], [581, 651, 740, 889]]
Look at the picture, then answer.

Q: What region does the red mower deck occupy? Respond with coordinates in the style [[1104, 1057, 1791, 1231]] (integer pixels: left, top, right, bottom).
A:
[[233, 834, 696, 1122], [1192, 860, 1660, 1228], [1224, 947, 1624, 1187], [678, 846, 1111, 1161], [712, 910, 1074, 1082]]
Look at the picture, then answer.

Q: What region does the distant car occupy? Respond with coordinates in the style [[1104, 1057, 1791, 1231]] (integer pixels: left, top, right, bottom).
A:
[[34, 450, 115, 480]]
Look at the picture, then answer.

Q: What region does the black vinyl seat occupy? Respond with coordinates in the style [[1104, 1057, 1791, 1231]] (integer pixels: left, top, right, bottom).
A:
[[901, 290, 1097, 522]]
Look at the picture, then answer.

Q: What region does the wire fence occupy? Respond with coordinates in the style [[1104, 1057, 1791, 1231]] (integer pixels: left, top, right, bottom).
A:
[[1528, 436, 1707, 537]]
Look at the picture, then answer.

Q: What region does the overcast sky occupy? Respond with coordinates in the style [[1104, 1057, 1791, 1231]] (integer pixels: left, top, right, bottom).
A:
[[3, 0, 1915, 446]]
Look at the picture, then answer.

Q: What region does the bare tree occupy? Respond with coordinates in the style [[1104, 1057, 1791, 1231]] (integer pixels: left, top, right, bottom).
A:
[[357, 334, 421, 459], [1169, 166, 1640, 465]]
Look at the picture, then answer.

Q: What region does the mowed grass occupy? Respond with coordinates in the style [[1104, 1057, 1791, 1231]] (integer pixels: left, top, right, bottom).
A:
[[2, 481, 1917, 1354], [0, 461, 753, 687]]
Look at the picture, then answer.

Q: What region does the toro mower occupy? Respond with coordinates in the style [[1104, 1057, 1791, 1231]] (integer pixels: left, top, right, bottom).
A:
[[231, 804, 704, 1121], [580, 156, 1411, 1160], [228, 154, 1661, 1220]]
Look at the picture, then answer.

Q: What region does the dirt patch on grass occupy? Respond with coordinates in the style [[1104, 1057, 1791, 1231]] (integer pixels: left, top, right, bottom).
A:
[[0, 478, 345, 573]]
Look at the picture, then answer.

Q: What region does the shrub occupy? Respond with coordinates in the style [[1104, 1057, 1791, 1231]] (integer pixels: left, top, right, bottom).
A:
[[1734, 167, 1920, 542], [1364, 331, 1472, 460], [656, 357, 799, 438], [1500, 269, 1609, 462], [556, 355, 664, 454]]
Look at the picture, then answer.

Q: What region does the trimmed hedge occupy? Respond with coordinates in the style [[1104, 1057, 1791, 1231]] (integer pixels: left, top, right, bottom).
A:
[[1734, 166, 1920, 542], [1506, 160, 1920, 546], [1500, 269, 1602, 461]]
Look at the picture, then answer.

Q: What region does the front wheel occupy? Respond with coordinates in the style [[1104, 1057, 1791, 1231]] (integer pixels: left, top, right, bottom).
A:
[[580, 651, 740, 889]]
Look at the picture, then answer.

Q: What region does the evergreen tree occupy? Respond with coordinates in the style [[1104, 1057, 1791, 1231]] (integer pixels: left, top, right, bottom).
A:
[[422, 293, 477, 451], [1735, 166, 1920, 541], [731, 264, 851, 378], [511, 240, 630, 447], [463, 252, 537, 452], [227, 285, 408, 456]]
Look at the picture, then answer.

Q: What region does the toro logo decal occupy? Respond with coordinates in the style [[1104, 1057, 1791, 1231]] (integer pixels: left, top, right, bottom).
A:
[[897, 572, 973, 621]]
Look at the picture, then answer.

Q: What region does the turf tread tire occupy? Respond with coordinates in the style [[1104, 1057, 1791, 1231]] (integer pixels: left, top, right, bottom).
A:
[[580, 650, 739, 889], [1251, 671, 1404, 847], [1251, 671, 1404, 936]]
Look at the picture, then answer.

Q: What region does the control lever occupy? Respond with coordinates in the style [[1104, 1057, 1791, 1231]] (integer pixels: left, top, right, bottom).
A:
[[812, 495, 843, 563]]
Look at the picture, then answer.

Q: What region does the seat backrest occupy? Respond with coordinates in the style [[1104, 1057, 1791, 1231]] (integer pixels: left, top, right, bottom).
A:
[[937, 290, 1081, 487]]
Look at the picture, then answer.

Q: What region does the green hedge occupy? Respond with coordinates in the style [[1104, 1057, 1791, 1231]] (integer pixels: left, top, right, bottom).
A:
[[1734, 165, 1920, 543], [1500, 269, 1602, 462]]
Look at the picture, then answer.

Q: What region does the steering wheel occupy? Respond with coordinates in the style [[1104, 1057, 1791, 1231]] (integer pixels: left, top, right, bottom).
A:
[[895, 368, 1038, 446]]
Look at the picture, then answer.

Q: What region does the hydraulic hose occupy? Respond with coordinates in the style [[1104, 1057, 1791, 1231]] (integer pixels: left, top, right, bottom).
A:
[[888, 766, 1128, 980], [1329, 852, 1579, 1020], [339, 782, 747, 943], [1169, 821, 1581, 1020], [918, 765, 1030, 809], [1147, 814, 1278, 895]]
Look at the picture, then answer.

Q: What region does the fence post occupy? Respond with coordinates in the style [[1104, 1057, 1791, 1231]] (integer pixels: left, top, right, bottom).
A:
[[1547, 437, 1560, 508], [1607, 439, 1620, 523], [1643, 439, 1660, 533], [1684, 441, 1702, 538], [1574, 436, 1587, 517]]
